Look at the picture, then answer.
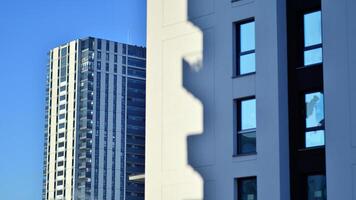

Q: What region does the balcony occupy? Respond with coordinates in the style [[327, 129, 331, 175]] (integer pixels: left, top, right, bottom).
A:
[[79, 142, 92, 150]]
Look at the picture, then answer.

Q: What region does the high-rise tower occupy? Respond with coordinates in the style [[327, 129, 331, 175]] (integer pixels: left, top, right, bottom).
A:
[[42, 37, 146, 200]]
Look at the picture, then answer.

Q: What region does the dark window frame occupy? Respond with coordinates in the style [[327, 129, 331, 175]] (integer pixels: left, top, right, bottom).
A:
[[237, 176, 257, 200], [234, 18, 256, 77], [235, 96, 257, 155], [302, 9, 323, 67], [302, 90, 325, 149]]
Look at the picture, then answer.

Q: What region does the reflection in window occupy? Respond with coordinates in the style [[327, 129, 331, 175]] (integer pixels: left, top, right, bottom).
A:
[[236, 20, 255, 75], [304, 11, 322, 66], [238, 177, 257, 200], [308, 175, 326, 200], [305, 92, 325, 147], [237, 98, 256, 154]]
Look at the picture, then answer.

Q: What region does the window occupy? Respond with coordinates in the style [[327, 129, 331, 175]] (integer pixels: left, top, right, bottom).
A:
[[57, 180, 63, 186], [237, 177, 257, 200], [307, 175, 326, 200], [106, 41, 110, 51], [106, 53, 110, 61], [305, 92, 325, 148], [58, 132, 64, 138], [97, 39, 102, 50], [57, 190, 63, 195], [114, 55, 118, 63], [128, 45, 146, 57], [304, 11, 322, 66], [236, 98, 256, 154], [106, 63, 109, 71], [128, 57, 146, 68], [114, 42, 118, 52], [97, 51, 101, 60], [114, 64, 117, 73], [59, 104, 65, 110], [122, 56, 126, 64], [58, 161, 64, 166], [59, 114, 65, 120], [59, 95, 65, 101], [122, 44, 127, 54], [58, 123, 65, 129], [57, 171, 64, 176], [58, 152, 64, 157], [59, 86, 66, 92], [236, 19, 255, 75], [97, 61, 101, 70], [60, 47, 67, 57], [58, 142, 64, 147]]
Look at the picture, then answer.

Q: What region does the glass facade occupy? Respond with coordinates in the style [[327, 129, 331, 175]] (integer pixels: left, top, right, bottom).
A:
[[77, 38, 95, 200], [120, 46, 146, 200]]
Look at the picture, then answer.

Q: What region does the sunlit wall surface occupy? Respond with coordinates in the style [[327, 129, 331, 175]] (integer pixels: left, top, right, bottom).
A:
[[146, 0, 356, 200]]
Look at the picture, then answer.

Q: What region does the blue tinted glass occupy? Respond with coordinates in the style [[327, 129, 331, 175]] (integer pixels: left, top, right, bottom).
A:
[[240, 53, 256, 74], [241, 99, 256, 130], [239, 178, 257, 200], [304, 11, 322, 47], [61, 47, 67, 57], [308, 175, 327, 200], [306, 130, 325, 147], [238, 132, 256, 154], [240, 21, 255, 52], [128, 57, 146, 68], [305, 92, 324, 128], [304, 48, 322, 66]]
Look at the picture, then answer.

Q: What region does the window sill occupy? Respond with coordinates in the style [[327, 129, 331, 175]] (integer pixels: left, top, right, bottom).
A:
[[298, 146, 325, 152], [231, 0, 254, 7], [296, 62, 322, 70], [232, 72, 256, 79], [233, 152, 257, 157]]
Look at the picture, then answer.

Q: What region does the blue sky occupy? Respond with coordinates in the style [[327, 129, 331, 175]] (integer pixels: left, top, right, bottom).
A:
[[0, 0, 146, 199]]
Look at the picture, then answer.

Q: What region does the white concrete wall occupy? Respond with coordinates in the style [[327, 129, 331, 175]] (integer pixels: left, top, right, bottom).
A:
[[323, 0, 356, 199], [46, 40, 79, 200], [146, 0, 289, 199]]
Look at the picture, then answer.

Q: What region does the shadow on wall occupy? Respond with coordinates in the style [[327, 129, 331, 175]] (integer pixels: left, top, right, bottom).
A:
[[184, 1, 216, 199]]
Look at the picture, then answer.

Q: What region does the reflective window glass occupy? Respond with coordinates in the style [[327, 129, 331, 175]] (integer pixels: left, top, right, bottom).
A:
[[304, 11, 322, 66], [305, 92, 325, 148], [305, 92, 324, 128], [237, 20, 256, 75], [308, 175, 326, 200], [304, 11, 322, 47], [238, 177, 257, 200], [237, 98, 256, 154], [241, 99, 256, 130], [241, 22, 255, 52]]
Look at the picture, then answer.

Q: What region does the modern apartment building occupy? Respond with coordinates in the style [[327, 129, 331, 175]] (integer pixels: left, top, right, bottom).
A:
[[42, 37, 146, 200], [146, 0, 356, 199]]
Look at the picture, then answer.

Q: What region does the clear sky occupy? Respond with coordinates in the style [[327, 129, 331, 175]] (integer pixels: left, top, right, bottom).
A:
[[0, 0, 146, 199]]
